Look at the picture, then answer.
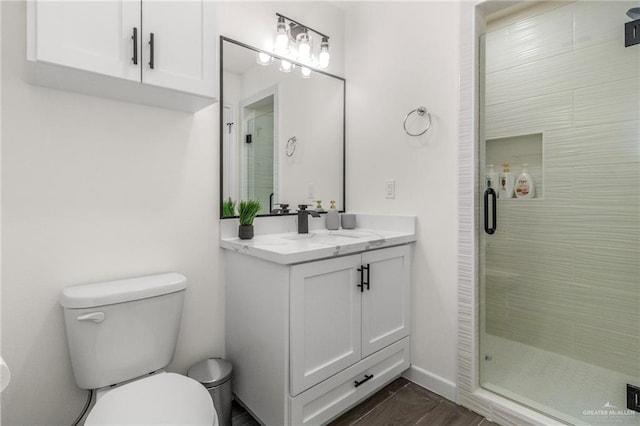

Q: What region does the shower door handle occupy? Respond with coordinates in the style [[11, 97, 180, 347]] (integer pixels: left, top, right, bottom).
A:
[[484, 188, 496, 235]]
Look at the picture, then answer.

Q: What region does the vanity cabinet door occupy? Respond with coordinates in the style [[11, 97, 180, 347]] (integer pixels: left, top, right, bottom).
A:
[[361, 245, 410, 358], [32, 1, 140, 81], [290, 254, 362, 396], [141, 1, 216, 97]]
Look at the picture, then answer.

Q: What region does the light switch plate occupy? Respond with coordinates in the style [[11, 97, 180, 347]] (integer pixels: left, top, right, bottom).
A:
[[385, 179, 395, 199]]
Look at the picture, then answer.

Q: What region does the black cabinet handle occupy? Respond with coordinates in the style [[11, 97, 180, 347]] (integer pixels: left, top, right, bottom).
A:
[[354, 374, 373, 387], [148, 32, 155, 69], [484, 187, 497, 235], [131, 27, 138, 65], [363, 264, 370, 290], [357, 264, 370, 292]]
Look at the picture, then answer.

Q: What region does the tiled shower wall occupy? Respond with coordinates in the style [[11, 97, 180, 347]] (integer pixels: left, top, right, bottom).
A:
[[483, 1, 640, 376], [243, 110, 275, 213]]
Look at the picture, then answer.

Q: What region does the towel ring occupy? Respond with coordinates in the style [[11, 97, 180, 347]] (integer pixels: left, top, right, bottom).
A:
[[285, 136, 297, 157], [403, 106, 432, 137]]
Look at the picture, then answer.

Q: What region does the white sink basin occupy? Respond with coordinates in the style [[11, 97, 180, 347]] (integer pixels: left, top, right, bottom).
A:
[[282, 234, 316, 240], [282, 230, 374, 241], [330, 231, 372, 238]]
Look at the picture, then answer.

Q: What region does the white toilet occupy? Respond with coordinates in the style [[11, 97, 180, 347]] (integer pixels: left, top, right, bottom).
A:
[[59, 272, 217, 426]]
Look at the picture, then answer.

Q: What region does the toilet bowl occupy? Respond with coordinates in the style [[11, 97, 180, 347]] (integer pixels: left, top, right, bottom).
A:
[[85, 372, 216, 426], [59, 273, 217, 425]]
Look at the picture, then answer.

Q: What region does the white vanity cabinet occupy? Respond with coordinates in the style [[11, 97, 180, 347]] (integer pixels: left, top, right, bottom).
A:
[[27, 1, 216, 111], [225, 244, 411, 426]]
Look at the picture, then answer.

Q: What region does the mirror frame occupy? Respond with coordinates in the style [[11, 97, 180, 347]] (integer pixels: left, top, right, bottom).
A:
[[219, 36, 346, 219]]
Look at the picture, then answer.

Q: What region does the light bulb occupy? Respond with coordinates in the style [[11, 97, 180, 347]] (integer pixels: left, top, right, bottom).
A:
[[301, 66, 312, 78], [257, 51, 272, 66], [297, 31, 311, 63], [274, 16, 289, 54], [318, 37, 330, 69], [279, 59, 293, 73]]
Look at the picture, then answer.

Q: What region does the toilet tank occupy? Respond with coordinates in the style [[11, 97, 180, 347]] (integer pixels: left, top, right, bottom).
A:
[[59, 273, 187, 390]]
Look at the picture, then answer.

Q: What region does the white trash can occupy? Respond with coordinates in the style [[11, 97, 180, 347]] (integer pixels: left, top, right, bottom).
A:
[[188, 358, 233, 426]]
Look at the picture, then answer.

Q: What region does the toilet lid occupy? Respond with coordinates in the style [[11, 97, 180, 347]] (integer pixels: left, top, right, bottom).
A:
[[85, 372, 217, 426]]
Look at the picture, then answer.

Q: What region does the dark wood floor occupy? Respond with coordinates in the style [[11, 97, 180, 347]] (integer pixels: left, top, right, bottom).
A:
[[231, 399, 262, 426], [231, 377, 496, 426]]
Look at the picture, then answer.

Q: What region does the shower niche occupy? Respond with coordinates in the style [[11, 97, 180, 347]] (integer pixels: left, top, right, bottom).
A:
[[485, 133, 543, 200]]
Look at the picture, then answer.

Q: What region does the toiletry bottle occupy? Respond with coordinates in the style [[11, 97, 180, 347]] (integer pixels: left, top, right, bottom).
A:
[[498, 163, 514, 199], [486, 165, 497, 192], [515, 163, 535, 199], [326, 200, 339, 230], [315, 200, 325, 212]]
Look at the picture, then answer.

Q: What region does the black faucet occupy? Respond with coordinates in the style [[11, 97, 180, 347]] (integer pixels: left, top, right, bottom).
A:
[[297, 204, 320, 234]]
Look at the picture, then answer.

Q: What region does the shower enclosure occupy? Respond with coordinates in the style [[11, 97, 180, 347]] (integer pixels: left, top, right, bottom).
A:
[[240, 94, 277, 214], [476, 2, 639, 424]]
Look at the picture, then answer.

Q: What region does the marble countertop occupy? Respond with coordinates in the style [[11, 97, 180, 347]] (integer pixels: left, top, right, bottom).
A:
[[220, 227, 416, 265]]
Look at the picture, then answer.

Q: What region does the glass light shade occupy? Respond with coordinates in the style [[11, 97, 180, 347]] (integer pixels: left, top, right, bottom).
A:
[[301, 66, 312, 78], [257, 51, 272, 66], [274, 17, 289, 54], [279, 59, 293, 72], [318, 37, 330, 69], [297, 32, 311, 63]]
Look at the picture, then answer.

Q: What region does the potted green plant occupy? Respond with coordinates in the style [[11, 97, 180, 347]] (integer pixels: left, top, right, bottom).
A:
[[237, 200, 261, 239], [222, 197, 236, 218]]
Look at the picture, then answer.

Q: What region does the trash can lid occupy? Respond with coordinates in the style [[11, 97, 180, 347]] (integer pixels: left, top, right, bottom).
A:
[[188, 358, 233, 387]]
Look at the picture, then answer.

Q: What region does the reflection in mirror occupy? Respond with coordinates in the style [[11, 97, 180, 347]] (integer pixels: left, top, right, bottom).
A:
[[220, 37, 345, 218]]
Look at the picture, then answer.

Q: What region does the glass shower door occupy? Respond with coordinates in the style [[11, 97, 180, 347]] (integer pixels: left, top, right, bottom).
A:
[[479, 2, 640, 424], [241, 95, 275, 213]]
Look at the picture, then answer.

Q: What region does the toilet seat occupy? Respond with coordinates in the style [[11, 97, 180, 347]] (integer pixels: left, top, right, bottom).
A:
[[85, 372, 217, 426]]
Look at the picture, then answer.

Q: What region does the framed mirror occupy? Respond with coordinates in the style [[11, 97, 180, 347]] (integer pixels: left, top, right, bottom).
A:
[[219, 37, 345, 218]]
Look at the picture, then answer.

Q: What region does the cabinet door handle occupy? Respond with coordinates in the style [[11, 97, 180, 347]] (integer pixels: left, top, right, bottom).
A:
[[363, 264, 370, 290], [148, 32, 155, 69], [131, 27, 138, 65], [484, 187, 496, 235], [357, 264, 371, 292], [354, 374, 373, 387]]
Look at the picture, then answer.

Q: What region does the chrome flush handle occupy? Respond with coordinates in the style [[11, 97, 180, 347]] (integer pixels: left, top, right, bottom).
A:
[[77, 312, 105, 323]]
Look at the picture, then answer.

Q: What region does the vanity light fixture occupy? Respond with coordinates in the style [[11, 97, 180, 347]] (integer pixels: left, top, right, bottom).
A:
[[265, 13, 331, 77]]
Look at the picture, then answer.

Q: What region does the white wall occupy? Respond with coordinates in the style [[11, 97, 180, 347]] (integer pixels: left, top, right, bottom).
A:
[[0, 2, 344, 425], [345, 2, 461, 398]]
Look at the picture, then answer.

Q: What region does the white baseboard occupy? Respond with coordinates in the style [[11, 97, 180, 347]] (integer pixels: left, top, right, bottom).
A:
[[402, 365, 457, 402]]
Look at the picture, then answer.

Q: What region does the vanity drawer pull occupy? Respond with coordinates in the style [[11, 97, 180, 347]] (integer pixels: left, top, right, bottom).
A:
[[354, 374, 373, 388]]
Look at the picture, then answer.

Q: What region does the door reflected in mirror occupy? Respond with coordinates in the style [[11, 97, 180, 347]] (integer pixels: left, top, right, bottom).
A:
[[220, 37, 345, 218]]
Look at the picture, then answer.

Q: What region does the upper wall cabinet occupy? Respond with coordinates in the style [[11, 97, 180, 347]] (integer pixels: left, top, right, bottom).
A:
[[27, 1, 217, 112]]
